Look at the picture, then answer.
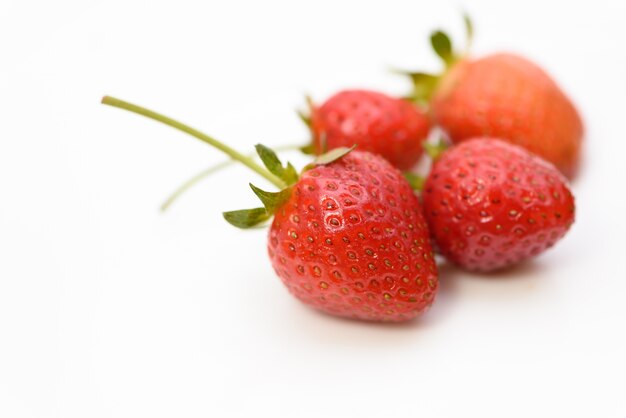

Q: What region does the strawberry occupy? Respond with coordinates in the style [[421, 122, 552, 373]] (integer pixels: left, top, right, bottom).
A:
[[268, 150, 437, 321], [422, 138, 575, 272], [407, 16, 583, 178], [303, 90, 431, 170], [102, 96, 438, 322]]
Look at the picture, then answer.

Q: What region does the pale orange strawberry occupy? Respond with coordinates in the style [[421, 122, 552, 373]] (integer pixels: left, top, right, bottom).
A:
[[407, 16, 584, 178]]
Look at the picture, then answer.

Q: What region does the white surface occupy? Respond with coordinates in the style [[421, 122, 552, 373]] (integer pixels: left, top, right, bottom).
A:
[[1, 0, 625, 417]]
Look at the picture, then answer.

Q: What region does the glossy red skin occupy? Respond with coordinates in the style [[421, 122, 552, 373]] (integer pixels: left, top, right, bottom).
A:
[[432, 53, 583, 179], [311, 90, 431, 171], [268, 151, 437, 321], [422, 138, 575, 272]]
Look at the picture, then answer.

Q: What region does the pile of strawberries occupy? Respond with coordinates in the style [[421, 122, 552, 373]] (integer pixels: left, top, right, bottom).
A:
[[103, 17, 580, 322]]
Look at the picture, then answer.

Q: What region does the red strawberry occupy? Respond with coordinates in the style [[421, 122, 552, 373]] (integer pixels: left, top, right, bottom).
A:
[[408, 18, 583, 178], [102, 96, 438, 322], [268, 150, 437, 321], [422, 138, 575, 272], [306, 90, 431, 170]]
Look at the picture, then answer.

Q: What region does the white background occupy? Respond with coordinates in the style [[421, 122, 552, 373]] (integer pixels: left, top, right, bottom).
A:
[[1, 0, 625, 417]]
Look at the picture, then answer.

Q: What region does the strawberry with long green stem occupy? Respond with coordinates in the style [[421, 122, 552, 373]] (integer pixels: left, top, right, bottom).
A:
[[102, 96, 438, 321]]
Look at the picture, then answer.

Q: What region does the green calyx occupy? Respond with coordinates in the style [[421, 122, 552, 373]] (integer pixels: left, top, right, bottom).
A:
[[403, 172, 426, 191], [423, 138, 450, 161], [250, 183, 292, 213], [255, 144, 299, 186], [223, 144, 301, 229], [297, 95, 318, 155], [430, 30, 455, 67], [223, 145, 356, 228], [403, 72, 441, 105], [297, 94, 314, 130], [222, 208, 271, 229], [311, 144, 355, 166], [401, 12, 474, 105]]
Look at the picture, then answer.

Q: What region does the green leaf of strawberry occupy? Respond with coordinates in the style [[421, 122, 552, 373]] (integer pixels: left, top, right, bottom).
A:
[[430, 31, 454, 66], [249, 183, 292, 214], [297, 95, 314, 129], [223, 207, 271, 229], [404, 72, 440, 104], [297, 110, 311, 128], [299, 143, 316, 155], [255, 144, 299, 185], [313, 145, 356, 165]]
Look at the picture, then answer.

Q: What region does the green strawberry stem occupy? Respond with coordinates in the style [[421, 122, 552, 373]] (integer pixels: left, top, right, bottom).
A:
[[160, 158, 234, 212], [161, 143, 304, 212], [101, 96, 288, 190]]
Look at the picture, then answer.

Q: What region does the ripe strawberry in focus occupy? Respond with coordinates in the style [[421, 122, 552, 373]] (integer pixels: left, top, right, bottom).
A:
[[422, 138, 575, 272], [102, 97, 438, 322], [304, 90, 431, 170], [269, 150, 437, 321], [407, 16, 583, 178]]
